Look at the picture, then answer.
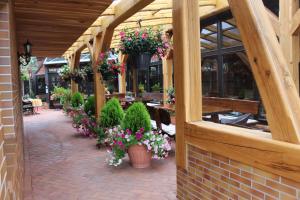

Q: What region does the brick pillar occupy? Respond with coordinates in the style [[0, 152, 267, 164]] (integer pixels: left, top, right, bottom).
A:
[[0, 1, 24, 200]]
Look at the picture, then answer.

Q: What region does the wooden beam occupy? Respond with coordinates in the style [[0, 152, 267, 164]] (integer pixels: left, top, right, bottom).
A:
[[118, 54, 128, 94], [186, 121, 300, 183], [280, 0, 300, 93], [68, 52, 81, 94], [229, 0, 300, 143], [291, 9, 300, 35], [162, 58, 173, 105], [173, 0, 202, 168]]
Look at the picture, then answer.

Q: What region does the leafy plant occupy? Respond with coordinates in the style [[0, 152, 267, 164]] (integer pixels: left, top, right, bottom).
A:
[[58, 65, 71, 81], [84, 96, 95, 116], [121, 102, 151, 133], [119, 28, 170, 58], [106, 127, 171, 166], [61, 89, 72, 110], [151, 83, 161, 92], [71, 68, 87, 83], [100, 98, 124, 128], [138, 83, 145, 93], [71, 92, 84, 108], [166, 87, 175, 105], [98, 51, 125, 81], [51, 87, 67, 102]]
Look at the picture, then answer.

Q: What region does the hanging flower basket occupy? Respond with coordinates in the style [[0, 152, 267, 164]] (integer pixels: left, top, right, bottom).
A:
[[134, 52, 152, 69], [119, 28, 170, 64], [98, 51, 125, 82], [83, 63, 94, 82]]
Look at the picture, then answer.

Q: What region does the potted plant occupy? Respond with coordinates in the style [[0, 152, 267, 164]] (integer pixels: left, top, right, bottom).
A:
[[71, 92, 84, 109], [98, 51, 125, 81], [151, 83, 161, 93], [58, 65, 72, 82], [71, 68, 87, 84], [138, 83, 145, 97], [83, 63, 93, 82], [106, 102, 171, 168], [50, 86, 66, 109], [119, 28, 170, 69], [166, 86, 175, 108], [99, 98, 124, 146]]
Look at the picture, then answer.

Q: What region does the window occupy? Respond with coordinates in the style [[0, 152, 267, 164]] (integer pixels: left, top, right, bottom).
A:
[[201, 11, 258, 100]]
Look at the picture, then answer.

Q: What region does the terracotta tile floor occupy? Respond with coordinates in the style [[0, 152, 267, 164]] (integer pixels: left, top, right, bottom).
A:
[[23, 109, 176, 200]]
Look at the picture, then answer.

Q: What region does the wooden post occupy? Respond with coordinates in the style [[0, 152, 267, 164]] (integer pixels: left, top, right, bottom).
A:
[[279, 0, 300, 93], [173, 0, 202, 168], [229, 0, 300, 143], [118, 53, 128, 94], [162, 58, 173, 105], [68, 52, 81, 94], [90, 29, 114, 118]]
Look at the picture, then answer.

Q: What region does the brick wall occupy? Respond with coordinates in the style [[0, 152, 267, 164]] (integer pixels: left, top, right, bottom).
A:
[[177, 145, 300, 200], [0, 1, 24, 200]]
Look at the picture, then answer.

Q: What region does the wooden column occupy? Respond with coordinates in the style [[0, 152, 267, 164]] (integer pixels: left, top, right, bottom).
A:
[[162, 58, 173, 105], [229, 0, 300, 143], [279, 0, 300, 93], [68, 52, 80, 94], [89, 29, 114, 118], [173, 0, 202, 168], [118, 53, 128, 94]]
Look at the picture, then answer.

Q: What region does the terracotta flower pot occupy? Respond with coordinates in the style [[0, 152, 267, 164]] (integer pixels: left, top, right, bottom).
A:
[[128, 144, 151, 169]]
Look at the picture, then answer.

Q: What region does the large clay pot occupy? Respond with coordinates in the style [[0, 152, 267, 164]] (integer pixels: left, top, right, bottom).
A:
[[134, 53, 152, 69], [128, 144, 151, 168]]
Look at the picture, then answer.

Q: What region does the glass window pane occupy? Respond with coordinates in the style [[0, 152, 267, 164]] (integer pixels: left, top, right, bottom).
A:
[[222, 19, 242, 48], [201, 23, 218, 52], [202, 57, 219, 97], [223, 52, 256, 100]]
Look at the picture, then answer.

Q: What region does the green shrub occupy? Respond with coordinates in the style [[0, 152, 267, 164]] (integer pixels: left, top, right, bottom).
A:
[[84, 96, 95, 116], [151, 83, 161, 92], [61, 89, 72, 108], [71, 92, 84, 108], [100, 98, 124, 128], [121, 102, 151, 133]]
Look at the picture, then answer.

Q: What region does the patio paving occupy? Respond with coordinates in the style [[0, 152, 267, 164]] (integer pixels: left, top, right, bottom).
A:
[[23, 109, 176, 200]]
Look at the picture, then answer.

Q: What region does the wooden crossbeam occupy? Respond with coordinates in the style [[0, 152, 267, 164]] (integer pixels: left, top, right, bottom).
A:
[[229, 0, 300, 143]]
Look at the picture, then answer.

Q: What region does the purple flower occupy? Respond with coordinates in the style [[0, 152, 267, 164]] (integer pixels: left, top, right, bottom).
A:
[[139, 127, 145, 133], [135, 132, 143, 140], [126, 129, 132, 135], [117, 141, 123, 147]]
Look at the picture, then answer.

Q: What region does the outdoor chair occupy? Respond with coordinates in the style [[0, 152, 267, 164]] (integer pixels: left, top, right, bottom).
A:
[[23, 100, 34, 114], [158, 108, 176, 139], [146, 105, 159, 130], [220, 113, 252, 126]]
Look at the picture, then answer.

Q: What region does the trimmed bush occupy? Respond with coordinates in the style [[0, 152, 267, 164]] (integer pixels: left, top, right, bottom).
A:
[[71, 92, 84, 108], [100, 98, 124, 128], [121, 102, 151, 133], [84, 96, 95, 116]]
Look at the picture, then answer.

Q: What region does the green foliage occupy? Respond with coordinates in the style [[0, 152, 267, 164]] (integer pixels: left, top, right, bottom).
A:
[[60, 89, 72, 110], [100, 98, 124, 128], [52, 87, 66, 100], [138, 83, 145, 93], [151, 83, 161, 92], [84, 96, 95, 116], [121, 102, 151, 133], [58, 65, 71, 81], [71, 92, 84, 108]]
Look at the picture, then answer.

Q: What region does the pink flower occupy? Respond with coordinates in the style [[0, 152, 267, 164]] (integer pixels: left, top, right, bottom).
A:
[[135, 30, 139, 36], [100, 53, 105, 60], [135, 132, 143, 140], [141, 33, 148, 39], [128, 38, 132, 41], [120, 31, 125, 39], [126, 129, 132, 135], [117, 141, 124, 147]]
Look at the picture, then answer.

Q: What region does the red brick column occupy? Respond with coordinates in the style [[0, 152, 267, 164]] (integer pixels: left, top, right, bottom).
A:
[[0, 1, 24, 199]]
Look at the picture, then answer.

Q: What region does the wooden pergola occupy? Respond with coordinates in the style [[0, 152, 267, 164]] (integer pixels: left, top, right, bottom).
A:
[[61, 0, 300, 184]]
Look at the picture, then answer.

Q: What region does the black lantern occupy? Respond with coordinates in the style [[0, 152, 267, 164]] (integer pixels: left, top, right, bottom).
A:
[[18, 40, 32, 66]]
